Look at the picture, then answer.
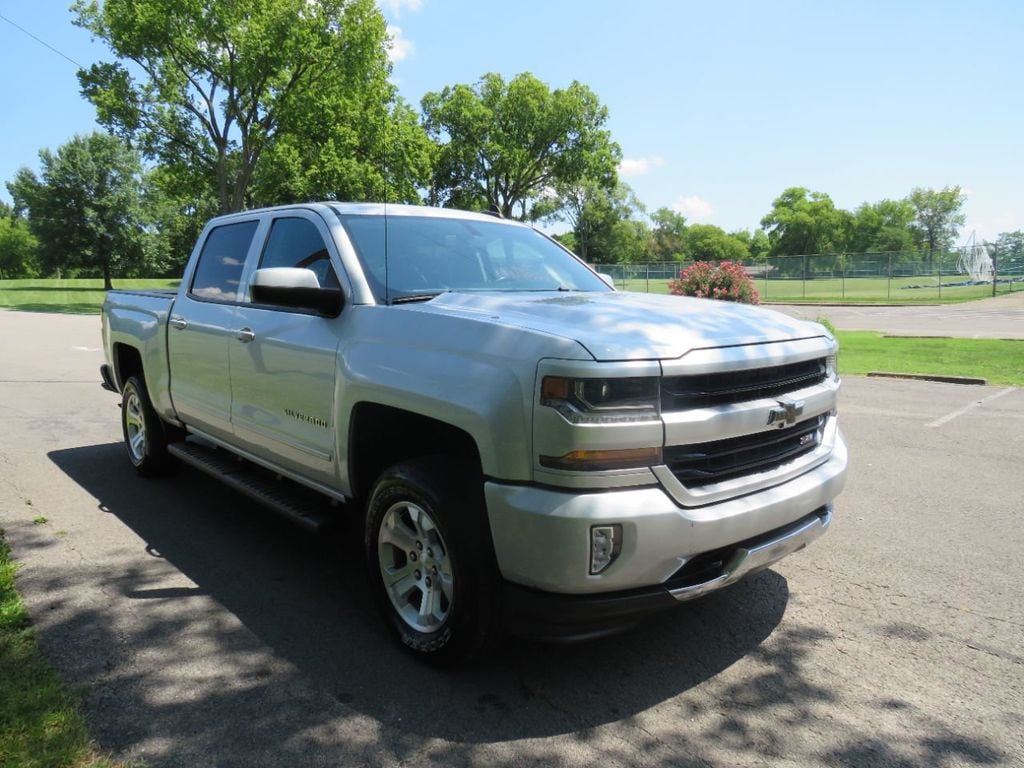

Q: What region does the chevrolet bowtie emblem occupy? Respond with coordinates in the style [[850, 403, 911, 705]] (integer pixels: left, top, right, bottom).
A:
[[768, 398, 805, 427]]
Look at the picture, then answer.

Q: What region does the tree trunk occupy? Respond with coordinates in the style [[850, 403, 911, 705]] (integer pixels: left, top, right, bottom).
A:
[[103, 262, 112, 291]]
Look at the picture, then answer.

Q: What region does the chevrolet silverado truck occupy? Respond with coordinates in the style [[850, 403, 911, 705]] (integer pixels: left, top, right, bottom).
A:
[[100, 203, 847, 664]]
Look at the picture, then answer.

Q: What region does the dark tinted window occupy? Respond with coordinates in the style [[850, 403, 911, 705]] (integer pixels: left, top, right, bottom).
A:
[[190, 221, 258, 302], [258, 217, 339, 289]]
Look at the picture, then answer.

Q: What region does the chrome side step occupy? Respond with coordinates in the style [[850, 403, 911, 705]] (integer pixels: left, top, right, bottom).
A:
[[168, 439, 336, 533]]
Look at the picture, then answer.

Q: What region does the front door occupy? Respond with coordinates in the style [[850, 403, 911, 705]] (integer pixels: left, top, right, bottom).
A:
[[229, 213, 344, 486]]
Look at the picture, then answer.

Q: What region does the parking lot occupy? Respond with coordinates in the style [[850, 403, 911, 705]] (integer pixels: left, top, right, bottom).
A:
[[1, 310, 1022, 768]]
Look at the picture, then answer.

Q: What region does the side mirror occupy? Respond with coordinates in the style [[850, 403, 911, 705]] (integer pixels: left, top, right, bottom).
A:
[[598, 272, 616, 289], [250, 268, 343, 317]]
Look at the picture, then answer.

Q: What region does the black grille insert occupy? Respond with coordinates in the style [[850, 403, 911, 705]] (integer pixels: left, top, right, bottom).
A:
[[664, 415, 825, 488], [661, 358, 826, 410]]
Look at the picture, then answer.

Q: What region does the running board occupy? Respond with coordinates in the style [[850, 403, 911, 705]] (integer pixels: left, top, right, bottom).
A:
[[168, 440, 336, 533]]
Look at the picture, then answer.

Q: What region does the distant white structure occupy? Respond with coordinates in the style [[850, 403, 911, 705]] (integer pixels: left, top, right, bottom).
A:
[[958, 231, 994, 282]]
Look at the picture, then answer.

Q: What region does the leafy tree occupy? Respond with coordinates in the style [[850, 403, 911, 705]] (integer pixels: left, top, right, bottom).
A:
[[650, 207, 687, 260], [730, 228, 770, 260], [142, 166, 218, 277], [760, 187, 852, 257], [683, 224, 750, 262], [542, 179, 637, 263], [849, 198, 918, 253], [0, 214, 39, 278], [559, 181, 647, 264], [908, 186, 967, 253], [7, 133, 147, 288], [994, 230, 1024, 274], [600, 219, 653, 264], [74, 0, 411, 213], [422, 72, 621, 219]]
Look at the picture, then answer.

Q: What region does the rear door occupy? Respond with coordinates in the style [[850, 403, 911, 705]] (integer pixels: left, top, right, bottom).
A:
[[167, 219, 261, 442], [228, 212, 345, 485]]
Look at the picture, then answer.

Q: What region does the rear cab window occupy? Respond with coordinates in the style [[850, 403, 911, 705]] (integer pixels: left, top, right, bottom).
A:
[[189, 220, 260, 302]]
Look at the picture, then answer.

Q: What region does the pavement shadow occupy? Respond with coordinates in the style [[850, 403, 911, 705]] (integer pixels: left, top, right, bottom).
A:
[[47, 442, 789, 744]]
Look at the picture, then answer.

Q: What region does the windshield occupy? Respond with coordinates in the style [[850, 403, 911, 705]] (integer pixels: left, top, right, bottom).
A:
[[335, 213, 611, 304]]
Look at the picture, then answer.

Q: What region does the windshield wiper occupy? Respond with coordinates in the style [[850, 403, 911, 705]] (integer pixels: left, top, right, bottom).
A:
[[391, 292, 442, 304]]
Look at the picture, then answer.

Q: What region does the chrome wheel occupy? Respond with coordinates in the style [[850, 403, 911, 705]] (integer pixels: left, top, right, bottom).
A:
[[377, 500, 454, 633], [123, 388, 147, 464]]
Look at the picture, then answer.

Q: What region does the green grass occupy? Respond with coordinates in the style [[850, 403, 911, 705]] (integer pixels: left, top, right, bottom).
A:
[[615, 276, 1021, 303], [835, 332, 1024, 387], [0, 279, 180, 315], [0, 531, 127, 768]]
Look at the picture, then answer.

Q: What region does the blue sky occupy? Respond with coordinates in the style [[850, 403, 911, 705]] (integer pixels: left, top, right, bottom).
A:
[[2, 0, 1021, 241]]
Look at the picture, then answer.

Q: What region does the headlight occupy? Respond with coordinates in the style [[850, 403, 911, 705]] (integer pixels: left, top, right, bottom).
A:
[[540, 376, 660, 424], [825, 352, 839, 381]]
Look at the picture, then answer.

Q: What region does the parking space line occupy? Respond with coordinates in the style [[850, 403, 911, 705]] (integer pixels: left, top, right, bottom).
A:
[[926, 388, 1016, 428]]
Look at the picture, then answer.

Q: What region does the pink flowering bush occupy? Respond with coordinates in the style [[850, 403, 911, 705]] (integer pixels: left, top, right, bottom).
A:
[[668, 261, 760, 304]]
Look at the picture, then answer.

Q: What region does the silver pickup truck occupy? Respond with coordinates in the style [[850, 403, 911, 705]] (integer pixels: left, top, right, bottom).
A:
[[101, 202, 847, 664]]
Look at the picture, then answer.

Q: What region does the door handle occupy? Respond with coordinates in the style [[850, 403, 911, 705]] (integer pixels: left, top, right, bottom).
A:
[[169, 316, 188, 330], [235, 327, 256, 343]]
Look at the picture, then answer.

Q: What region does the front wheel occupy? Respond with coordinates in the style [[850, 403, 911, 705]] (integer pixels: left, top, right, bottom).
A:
[[364, 457, 500, 665], [121, 376, 177, 476]]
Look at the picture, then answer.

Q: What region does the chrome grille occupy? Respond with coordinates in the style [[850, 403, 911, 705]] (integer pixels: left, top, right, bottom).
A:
[[661, 358, 826, 411], [664, 415, 825, 488]]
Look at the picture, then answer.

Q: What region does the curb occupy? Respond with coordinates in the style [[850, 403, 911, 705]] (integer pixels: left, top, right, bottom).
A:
[[866, 372, 987, 385]]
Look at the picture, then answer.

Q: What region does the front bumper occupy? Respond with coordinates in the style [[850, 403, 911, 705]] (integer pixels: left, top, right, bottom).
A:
[[503, 506, 831, 640], [485, 429, 847, 595]]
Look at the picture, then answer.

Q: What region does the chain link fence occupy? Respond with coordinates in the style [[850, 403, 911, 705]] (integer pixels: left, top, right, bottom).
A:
[[598, 247, 1024, 302]]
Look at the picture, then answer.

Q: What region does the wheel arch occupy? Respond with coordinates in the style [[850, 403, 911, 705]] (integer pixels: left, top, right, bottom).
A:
[[112, 342, 145, 392], [348, 402, 483, 504]]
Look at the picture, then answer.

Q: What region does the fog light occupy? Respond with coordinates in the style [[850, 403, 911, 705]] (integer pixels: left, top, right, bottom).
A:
[[590, 524, 622, 574]]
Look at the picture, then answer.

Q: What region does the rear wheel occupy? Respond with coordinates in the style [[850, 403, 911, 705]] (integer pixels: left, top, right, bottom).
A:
[[121, 376, 178, 476], [364, 457, 499, 665]]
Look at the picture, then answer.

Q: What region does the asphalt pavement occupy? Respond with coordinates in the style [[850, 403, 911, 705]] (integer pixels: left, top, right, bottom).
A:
[[1, 309, 1022, 767], [773, 289, 1024, 339]]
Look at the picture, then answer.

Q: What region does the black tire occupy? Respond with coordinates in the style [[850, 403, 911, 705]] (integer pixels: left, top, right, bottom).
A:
[[364, 457, 500, 666], [120, 376, 179, 476]]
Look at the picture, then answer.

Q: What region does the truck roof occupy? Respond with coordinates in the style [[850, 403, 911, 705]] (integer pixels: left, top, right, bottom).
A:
[[206, 202, 527, 227]]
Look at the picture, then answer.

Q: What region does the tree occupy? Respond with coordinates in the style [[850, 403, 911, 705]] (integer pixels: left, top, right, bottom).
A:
[[994, 230, 1024, 275], [7, 133, 147, 288], [551, 181, 646, 264], [74, 0, 411, 213], [141, 165, 218, 277], [731, 228, 770, 260], [650, 207, 687, 260], [760, 187, 852, 257], [601, 219, 653, 264], [849, 198, 918, 253], [908, 186, 966, 253], [0, 214, 39, 278], [683, 224, 750, 262], [422, 72, 621, 219]]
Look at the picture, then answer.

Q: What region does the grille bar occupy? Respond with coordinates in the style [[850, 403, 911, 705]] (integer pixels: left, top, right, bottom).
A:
[[664, 415, 824, 487], [661, 358, 826, 410]]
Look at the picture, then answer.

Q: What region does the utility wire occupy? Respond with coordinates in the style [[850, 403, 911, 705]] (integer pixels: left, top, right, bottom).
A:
[[0, 11, 84, 69]]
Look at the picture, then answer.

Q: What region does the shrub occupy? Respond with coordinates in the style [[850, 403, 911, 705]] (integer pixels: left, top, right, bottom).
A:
[[668, 261, 760, 304]]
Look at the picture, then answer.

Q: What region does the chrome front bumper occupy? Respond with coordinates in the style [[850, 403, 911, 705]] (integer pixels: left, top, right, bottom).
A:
[[668, 506, 831, 602]]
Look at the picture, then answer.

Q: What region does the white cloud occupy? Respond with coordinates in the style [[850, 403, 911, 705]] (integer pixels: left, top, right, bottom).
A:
[[381, 0, 423, 17], [386, 25, 414, 62], [617, 156, 665, 177], [672, 194, 714, 221]]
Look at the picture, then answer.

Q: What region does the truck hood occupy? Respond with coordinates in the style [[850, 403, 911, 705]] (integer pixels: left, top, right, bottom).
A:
[[407, 291, 826, 361]]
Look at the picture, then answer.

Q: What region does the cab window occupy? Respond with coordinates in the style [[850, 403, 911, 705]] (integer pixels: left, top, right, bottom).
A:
[[258, 217, 340, 290], [190, 220, 259, 302]]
